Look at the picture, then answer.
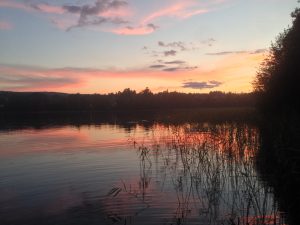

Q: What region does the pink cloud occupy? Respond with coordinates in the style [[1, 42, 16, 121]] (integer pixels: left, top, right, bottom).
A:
[[51, 17, 76, 30], [0, 1, 65, 14], [180, 9, 209, 19], [113, 26, 155, 35], [0, 0, 227, 35], [142, 1, 208, 24], [111, 0, 211, 36], [0, 0, 31, 11], [0, 21, 13, 30], [34, 3, 65, 14], [111, 0, 215, 36], [98, 7, 132, 18]]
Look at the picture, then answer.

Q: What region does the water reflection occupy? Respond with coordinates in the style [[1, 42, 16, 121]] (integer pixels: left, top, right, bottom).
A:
[[0, 108, 256, 132], [104, 123, 286, 225], [0, 111, 292, 225]]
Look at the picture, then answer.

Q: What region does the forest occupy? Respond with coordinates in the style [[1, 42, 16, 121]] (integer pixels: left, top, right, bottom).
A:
[[0, 90, 254, 112]]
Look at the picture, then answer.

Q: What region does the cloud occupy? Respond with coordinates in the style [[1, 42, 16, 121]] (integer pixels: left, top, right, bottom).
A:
[[62, 0, 128, 16], [206, 51, 247, 56], [0, 74, 76, 86], [114, 0, 222, 36], [158, 41, 185, 50], [143, 41, 197, 58], [210, 80, 223, 85], [113, 23, 158, 35], [163, 67, 179, 72], [201, 38, 216, 47], [0, 21, 13, 30], [251, 48, 267, 54], [62, 0, 129, 30], [164, 50, 177, 57], [0, 0, 227, 35], [0, 66, 80, 90], [0, 0, 130, 31], [157, 40, 203, 52], [142, 1, 209, 25], [182, 81, 223, 89], [149, 64, 166, 69], [114, 0, 228, 35], [206, 49, 268, 56], [147, 23, 159, 30], [148, 60, 197, 72], [148, 38, 218, 57], [66, 17, 129, 31], [0, 1, 65, 14], [31, 3, 65, 14], [164, 60, 186, 65], [163, 66, 198, 72], [0, 1, 31, 11]]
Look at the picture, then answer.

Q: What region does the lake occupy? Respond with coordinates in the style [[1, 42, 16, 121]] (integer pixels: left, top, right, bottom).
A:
[[0, 110, 290, 225]]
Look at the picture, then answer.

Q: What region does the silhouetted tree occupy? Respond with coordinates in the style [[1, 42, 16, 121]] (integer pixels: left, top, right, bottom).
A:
[[139, 87, 152, 96], [0, 90, 255, 112], [253, 7, 300, 113]]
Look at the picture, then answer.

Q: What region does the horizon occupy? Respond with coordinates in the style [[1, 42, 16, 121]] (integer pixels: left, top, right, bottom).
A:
[[0, 88, 253, 95], [0, 0, 298, 94]]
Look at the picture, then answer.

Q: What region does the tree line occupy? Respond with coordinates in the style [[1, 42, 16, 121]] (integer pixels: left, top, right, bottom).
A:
[[0, 89, 255, 112]]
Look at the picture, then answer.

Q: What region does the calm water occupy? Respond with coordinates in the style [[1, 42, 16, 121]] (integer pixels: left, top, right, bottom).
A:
[[0, 111, 288, 225]]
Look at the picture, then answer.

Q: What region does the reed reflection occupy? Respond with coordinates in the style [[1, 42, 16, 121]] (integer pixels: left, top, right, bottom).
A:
[[104, 123, 285, 225]]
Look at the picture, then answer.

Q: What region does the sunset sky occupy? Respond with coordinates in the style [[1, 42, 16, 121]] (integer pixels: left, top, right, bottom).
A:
[[0, 0, 298, 94]]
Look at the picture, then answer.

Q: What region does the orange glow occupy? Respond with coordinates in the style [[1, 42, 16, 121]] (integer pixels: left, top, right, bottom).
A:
[[0, 50, 266, 93], [182, 51, 267, 93], [242, 215, 285, 225]]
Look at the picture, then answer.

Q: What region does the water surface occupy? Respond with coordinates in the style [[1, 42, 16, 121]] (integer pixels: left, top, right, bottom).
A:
[[0, 111, 288, 225]]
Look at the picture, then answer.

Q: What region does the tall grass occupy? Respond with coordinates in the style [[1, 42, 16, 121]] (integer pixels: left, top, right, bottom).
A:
[[105, 122, 285, 225]]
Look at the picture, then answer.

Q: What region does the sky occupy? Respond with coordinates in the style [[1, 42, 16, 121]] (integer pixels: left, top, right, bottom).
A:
[[0, 0, 298, 94]]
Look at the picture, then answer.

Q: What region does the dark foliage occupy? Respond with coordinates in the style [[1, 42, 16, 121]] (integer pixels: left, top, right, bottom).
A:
[[257, 115, 300, 225], [253, 8, 300, 224], [0, 89, 255, 112], [253, 7, 300, 113]]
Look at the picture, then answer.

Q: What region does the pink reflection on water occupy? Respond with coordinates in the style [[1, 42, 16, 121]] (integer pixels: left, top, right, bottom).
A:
[[0, 125, 133, 157]]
